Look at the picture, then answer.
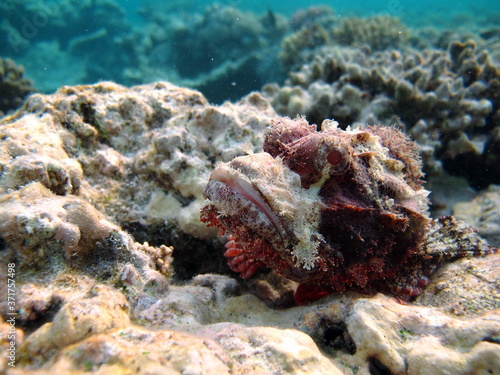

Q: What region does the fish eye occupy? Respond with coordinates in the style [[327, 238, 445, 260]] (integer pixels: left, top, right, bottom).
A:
[[327, 149, 343, 166]]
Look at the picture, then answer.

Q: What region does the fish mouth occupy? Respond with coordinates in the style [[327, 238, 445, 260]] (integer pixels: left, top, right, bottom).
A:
[[205, 168, 286, 243]]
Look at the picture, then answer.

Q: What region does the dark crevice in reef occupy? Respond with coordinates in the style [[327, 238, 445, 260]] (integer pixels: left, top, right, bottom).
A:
[[441, 151, 500, 191], [122, 221, 231, 281], [368, 357, 394, 375], [17, 295, 63, 335], [483, 335, 500, 345], [309, 320, 357, 356], [0, 235, 6, 251]]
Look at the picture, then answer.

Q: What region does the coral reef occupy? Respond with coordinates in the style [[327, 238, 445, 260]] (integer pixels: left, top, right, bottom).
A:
[[201, 117, 495, 302], [0, 0, 128, 55], [2, 276, 499, 373], [2, 1, 497, 108], [280, 13, 410, 71], [280, 23, 333, 72], [0, 81, 498, 374], [0, 81, 277, 279], [0, 58, 36, 117], [3, 1, 289, 101], [265, 40, 500, 185], [331, 15, 410, 50]]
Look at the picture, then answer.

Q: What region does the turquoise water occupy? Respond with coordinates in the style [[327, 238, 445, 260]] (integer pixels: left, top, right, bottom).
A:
[[122, 0, 500, 27], [2, 0, 498, 98], [122, 0, 498, 25]]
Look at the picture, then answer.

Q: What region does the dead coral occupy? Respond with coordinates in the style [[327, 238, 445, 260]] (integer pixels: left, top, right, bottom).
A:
[[0, 182, 123, 271], [0, 81, 277, 281], [2, 155, 82, 195]]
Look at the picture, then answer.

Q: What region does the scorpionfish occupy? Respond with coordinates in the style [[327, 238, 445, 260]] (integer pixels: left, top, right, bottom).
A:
[[200, 117, 496, 304]]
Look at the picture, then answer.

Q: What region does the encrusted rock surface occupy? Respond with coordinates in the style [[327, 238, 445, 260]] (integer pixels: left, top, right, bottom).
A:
[[0, 82, 499, 374], [416, 253, 500, 316], [2, 278, 499, 374], [0, 81, 277, 278]]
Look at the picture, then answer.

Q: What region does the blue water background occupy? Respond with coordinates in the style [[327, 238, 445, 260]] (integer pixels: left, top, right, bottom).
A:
[[3, 0, 499, 95], [122, 0, 499, 26]]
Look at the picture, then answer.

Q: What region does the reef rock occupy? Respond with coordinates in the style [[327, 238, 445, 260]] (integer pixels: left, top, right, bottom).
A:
[[297, 293, 500, 374], [0, 81, 277, 279], [2, 281, 499, 374], [0, 81, 498, 374], [416, 252, 500, 316], [453, 184, 500, 247]]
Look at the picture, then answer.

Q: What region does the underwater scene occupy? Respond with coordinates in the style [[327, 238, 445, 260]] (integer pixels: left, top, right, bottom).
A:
[[1, 0, 500, 373]]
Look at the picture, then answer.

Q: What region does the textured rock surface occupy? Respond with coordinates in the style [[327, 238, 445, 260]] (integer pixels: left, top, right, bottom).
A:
[[0, 82, 498, 374], [0, 81, 277, 278], [453, 184, 500, 247], [2, 282, 499, 374], [416, 253, 500, 316]]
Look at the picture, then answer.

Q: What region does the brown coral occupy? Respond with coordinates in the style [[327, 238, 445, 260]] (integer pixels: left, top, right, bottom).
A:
[[0, 58, 36, 117]]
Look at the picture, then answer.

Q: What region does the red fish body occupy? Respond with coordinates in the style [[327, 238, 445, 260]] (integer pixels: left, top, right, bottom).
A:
[[201, 117, 496, 302]]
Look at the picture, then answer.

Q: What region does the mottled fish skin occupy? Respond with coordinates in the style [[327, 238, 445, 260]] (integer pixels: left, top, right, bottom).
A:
[[201, 117, 496, 301]]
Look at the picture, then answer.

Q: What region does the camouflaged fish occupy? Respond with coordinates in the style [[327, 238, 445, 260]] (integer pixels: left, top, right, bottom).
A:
[[200, 117, 496, 304]]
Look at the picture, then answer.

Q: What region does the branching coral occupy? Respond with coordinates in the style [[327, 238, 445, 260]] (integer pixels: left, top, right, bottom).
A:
[[279, 13, 410, 71], [332, 15, 410, 51], [266, 40, 500, 184]]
